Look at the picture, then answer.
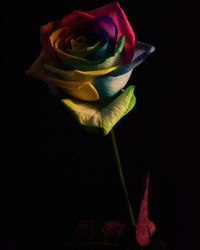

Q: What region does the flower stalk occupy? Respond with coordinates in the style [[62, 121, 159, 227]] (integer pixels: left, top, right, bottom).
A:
[[110, 128, 136, 227]]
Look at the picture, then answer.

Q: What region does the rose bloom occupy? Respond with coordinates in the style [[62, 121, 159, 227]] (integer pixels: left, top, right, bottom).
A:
[[27, 2, 155, 135]]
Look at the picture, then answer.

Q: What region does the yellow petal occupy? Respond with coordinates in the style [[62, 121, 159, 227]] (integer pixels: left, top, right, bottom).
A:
[[50, 27, 89, 64], [44, 63, 119, 82], [50, 27, 71, 46], [60, 82, 99, 101], [54, 39, 89, 63], [26, 51, 99, 101]]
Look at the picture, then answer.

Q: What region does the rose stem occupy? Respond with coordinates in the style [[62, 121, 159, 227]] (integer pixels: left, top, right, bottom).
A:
[[110, 128, 136, 227]]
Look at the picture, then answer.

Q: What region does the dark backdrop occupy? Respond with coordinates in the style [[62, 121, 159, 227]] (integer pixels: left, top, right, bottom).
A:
[[1, 0, 179, 249]]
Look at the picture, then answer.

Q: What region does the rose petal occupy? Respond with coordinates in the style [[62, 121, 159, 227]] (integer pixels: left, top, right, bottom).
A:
[[66, 35, 125, 70], [54, 38, 89, 64], [91, 16, 118, 48], [85, 41, 155, 99], [50, 26, 72, 47], [44, 64, 119, 82], [135, 173, 156, 247], [60, 10, 94, 28], [49, 26, 109, 64], [68, 18, 113, 59], [135, 174, 150, 247], [40, 21, 60, 65], [26, 51, 99, 101], [49, 24, 124, 69], [110, 42, 155, 77], [49, 27, 90, 64], [87, 2, 135, 63], [40, 10, 94, 65], [93, 70, 132, 98], [61, 85, 136, 135], [88, 38, 109, 60], [66, 35, 109, 60], [63, 39, 101, 58]]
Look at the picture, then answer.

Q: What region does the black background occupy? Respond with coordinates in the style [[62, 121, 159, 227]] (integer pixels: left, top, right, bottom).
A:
[[1, 0, 183, 249]]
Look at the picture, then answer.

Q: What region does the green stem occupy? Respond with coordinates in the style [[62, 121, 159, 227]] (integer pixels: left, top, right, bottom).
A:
[[110, 129, 136, 227]]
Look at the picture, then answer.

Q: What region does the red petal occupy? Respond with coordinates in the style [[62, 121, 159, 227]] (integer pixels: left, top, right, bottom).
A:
[[136, 173, 155, 247], [60, 10, 94, 28], [87, 2, 136, 63]]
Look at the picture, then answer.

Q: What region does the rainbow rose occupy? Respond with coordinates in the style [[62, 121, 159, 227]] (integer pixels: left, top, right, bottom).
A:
[[27, 2, 155, 135]]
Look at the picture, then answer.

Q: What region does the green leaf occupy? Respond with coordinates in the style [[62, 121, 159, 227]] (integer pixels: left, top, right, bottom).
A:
[[61, 85, 136, 135]]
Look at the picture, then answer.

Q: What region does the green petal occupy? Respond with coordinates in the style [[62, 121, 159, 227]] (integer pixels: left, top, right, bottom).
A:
[[61, 85, 136, 135]]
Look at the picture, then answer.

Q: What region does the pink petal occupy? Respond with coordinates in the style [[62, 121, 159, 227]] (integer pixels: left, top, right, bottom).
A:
[[135, 173, 156, 247], [87, 2, 135, 63]]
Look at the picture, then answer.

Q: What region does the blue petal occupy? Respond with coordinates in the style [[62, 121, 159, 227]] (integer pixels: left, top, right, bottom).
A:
[[93, 70, 133, 98], [110, 42, 155, 76]]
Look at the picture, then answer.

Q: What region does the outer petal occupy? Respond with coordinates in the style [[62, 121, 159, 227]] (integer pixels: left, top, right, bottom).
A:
[[93, 70, 132, 98], [44, 64, 119, 82], [92, 42, 155, 99], [26, 52, 99, 101], [110, 42, 155, 77], [60, 10, 94, 27], [87, 2, 135, 63], [40, 21, 60, 65], [61, 85, 136, 135]]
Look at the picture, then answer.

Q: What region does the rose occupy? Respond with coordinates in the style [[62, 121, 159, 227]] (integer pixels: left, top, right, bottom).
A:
[[27, 2, 155, 135]]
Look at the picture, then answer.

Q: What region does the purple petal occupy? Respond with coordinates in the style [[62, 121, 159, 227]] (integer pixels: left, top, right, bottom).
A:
[[93, 16, 118, 48], [87, 2, 136, 63], [110, 42, 155, 77]]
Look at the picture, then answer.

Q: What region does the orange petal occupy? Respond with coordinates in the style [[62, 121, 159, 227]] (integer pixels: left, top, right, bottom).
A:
[[40, 21, 60, 65], [26, 51, 99, 101], [50, 27, 89, 64], [54, 38, 89, 64]]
